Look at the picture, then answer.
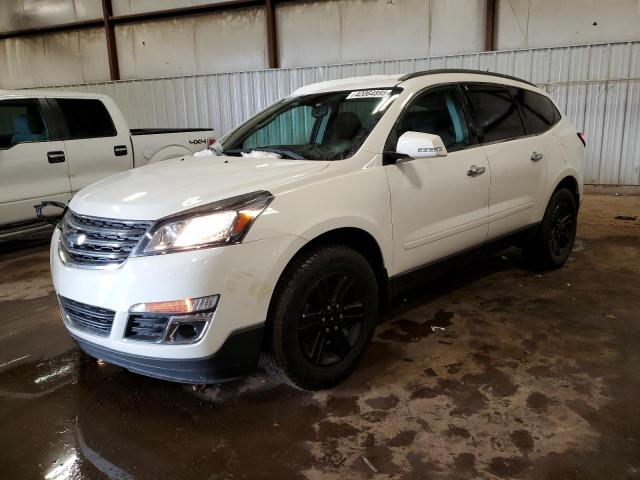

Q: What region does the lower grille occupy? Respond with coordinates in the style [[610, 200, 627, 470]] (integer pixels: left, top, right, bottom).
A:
[[125, 314, 169, 342], [59, 296, 116, 337], [59, 210, 152, 268]]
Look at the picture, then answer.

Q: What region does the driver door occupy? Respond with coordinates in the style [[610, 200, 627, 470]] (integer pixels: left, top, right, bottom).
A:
[[384, 84, 491, 274]]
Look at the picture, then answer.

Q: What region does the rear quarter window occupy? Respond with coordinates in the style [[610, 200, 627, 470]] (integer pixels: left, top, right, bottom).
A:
[[55, 98, 117, 139], [513, 89, 561, 134], [465, 84, 525, 143]]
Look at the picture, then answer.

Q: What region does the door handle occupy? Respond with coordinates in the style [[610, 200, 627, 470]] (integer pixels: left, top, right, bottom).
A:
[[47, 151, 66, 163], [467, 165, 486, 177], [530, 151, 544, 162], [114, 145, 128, 156]]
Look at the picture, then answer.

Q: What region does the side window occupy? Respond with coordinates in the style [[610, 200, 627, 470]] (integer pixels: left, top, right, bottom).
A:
[[513, 89, 560, 134], [389, 85, 471, 152], [0, 99, 50, 149], [55, 99, 117, 139], [466, 84, 525, 143]]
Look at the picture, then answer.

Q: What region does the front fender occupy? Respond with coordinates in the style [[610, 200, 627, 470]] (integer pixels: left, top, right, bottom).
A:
[[245, 164, 394, 272]]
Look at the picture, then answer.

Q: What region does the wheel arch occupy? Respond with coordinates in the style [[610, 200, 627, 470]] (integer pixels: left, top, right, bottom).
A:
[[553, 174, 581, 208], [262, 227, 390, 350], [144, 144, 194, 164]]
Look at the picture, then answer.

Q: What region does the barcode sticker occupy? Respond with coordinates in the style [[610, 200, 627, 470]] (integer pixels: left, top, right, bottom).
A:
[[346, 90, 391, 100]]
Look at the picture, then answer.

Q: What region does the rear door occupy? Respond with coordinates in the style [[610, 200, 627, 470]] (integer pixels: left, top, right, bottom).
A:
[[464, 83, 547, 239], [50, 97, 133, 192], [0, 98, 71, 226]]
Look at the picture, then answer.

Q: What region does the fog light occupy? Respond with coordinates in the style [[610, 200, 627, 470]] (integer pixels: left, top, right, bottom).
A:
[[128, 295, 219, 345], [165, 315, 211, 344], [178, 323, 197, 338]]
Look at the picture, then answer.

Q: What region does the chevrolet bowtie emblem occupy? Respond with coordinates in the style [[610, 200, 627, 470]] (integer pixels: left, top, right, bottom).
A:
[[67, 231, 87, 247]]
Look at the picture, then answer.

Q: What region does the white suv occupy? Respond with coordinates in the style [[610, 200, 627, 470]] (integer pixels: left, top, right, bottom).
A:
[[51, 70, 585, 390]]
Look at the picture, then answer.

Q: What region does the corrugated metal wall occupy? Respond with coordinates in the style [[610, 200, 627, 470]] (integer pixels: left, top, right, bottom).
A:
[[39, 41, 640, 185]]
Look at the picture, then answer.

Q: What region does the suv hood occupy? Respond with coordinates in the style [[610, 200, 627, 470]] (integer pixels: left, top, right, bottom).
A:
[[69, 155, 330, 220]]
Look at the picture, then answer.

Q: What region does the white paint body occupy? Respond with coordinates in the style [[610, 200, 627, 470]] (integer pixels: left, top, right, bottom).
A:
[[0, 89, 214, 230], [50, 72, 585, 363]]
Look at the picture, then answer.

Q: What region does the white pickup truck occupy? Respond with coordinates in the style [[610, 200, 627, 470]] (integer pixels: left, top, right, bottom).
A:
[[0, 90, 214, 239]]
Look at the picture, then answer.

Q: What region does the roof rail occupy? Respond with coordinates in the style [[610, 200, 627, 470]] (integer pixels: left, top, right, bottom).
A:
[[398, 69, 537, 87]]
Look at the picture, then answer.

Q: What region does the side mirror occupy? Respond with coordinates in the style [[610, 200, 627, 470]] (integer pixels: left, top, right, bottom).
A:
[[386, 131, 448, 164]]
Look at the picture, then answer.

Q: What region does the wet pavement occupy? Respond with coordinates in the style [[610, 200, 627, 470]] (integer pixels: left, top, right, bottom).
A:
[[1, 194, 639, 480]]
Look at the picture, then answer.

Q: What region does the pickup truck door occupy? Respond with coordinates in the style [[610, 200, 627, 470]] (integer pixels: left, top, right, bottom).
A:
[[0, 98, 71, 227], [49, 97, 133, 192], [385, 85, 490, 275], [463, 84, 547, 239]]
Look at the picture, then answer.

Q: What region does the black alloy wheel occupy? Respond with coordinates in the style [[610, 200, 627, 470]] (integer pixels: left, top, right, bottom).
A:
[[298, 271, 366, 367], [549, 197, 575, 258], [523, 187, 578, 270], [264, 244, 379, 390]]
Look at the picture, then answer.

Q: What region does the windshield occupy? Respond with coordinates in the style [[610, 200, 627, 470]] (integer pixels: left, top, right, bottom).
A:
[[219, 89, 400, 160]]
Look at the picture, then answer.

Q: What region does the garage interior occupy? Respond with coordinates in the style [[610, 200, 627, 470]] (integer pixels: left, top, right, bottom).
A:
[[1, 1, 640, 479]]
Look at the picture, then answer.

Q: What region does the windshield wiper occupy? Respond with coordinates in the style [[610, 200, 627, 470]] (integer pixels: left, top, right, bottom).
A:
[[220, 147, 306, 160], [219, 148, 244, 157], [255, 148, 306, 160]]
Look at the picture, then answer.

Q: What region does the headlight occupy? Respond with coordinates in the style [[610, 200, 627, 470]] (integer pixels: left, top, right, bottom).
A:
[[133, 191, 273, 256]]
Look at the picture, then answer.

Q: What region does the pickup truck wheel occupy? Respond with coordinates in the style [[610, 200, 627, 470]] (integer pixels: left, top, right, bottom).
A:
[[263, 244, 379, 390], [523, 188, 577, 270]]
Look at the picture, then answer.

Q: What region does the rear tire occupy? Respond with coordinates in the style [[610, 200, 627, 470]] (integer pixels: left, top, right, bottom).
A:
[[523, 188, 577, 270], [263, 244, 379, 390]]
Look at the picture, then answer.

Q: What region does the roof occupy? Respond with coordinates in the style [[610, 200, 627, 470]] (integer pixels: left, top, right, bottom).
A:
[[0, 89, 110, 99], [290, 69, 537, 96], [399, 69, 537, 87], [291, 74, 403, 96]]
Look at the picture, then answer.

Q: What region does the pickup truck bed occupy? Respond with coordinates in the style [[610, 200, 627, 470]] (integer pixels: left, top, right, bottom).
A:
[[130, 128, 214, 166]]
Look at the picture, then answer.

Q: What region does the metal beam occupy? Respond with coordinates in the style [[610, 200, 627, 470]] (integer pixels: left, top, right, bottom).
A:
[[0, 0, 296, 77], [265, 0, 279, 68], [0, 19, 102, 40], [102, 0, 120, 81], [485, 0, 496, 51], [108, 0, 264, 24]]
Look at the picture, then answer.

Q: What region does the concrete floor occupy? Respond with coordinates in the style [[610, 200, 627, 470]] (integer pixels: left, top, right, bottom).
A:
[[0, 193, 639, 480]]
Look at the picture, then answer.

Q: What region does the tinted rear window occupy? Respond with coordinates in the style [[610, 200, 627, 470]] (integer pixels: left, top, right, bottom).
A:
[[513, 89, 560, 134], [466, 84, 525, 143], [56, 98, 116, 139]]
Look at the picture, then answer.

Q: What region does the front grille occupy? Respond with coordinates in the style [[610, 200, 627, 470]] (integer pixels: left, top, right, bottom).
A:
[[125, 314, 169, 342], [59, 296, 116, 337], [60, 210, 152, 267]]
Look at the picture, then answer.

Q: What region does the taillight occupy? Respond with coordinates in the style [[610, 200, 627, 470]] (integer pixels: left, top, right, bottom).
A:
[[577, 132, 586, 147], [207, 137, 216, 147]]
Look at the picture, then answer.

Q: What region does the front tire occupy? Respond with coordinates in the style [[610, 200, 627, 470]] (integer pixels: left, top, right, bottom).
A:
[[523, 188, 578, 270], [264, 244, 379, 390]]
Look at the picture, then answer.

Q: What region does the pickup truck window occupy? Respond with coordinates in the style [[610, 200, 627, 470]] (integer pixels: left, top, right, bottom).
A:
[[388, 85, 471, 152], [465, 84, 525, 143], [221, 89, 400, 160], [55, 98, 117, 139], [0, 99, 50, 149]]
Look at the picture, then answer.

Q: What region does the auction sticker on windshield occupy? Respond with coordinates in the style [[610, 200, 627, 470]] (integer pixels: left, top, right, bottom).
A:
[[346, 90, 391, 99]]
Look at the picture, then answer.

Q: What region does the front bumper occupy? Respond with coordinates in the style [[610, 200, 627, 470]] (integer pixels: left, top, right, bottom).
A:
[[50, 228, 306, 379], [72, 324, 263, 383]]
